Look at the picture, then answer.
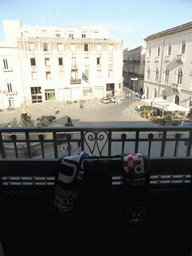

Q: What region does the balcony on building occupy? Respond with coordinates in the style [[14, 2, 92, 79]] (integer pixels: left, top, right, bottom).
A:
[[165, 55, 171, 62], [2, 66, 13, 72], [176, 54, 185, 63], [171, 83, 182, 92], [3, 90, 18, 96], [155, 56, 160, 62], [70, 78, 81, 84], [147, 57, 151, 62]]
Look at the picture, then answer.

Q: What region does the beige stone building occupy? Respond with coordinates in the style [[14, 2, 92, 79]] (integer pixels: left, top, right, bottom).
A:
[[0, 42, 24, 109], [2, 20, 123, 105], [123, 43, 146, 94], [144, 21, 192, 110]]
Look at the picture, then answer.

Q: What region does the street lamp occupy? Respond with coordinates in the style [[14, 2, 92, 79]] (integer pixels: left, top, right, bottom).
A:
[[131, 78, 138, 113]]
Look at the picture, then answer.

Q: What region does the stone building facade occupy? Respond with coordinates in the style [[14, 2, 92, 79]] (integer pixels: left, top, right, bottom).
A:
[[0, 42, 24, 109], [2, 20, 123, 105], [144, 21, 192, 109], [123, 43, 146, 94]]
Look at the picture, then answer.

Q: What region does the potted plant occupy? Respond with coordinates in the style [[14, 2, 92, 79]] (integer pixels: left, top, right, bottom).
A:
[[158, 118, 163, 126], [164, 114, 172, 126], [74, 100, 77, 103], [152, 116, 158, 123], [141, 110, 146, 118]]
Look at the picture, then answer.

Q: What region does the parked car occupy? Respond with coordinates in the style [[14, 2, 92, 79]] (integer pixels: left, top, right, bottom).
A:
[[100, 98, 110, 104]]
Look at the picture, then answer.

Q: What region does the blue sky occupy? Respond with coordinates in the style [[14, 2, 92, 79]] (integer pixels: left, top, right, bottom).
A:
[[0, 0, 192, 48]]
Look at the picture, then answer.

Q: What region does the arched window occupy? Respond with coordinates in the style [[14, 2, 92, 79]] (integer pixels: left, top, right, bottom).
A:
[[177, 68, 183, 84], [155, 67, 159, 82], [147, 67, 150, 80], [148, 48, 151, 57], [167, 45, 171, 56], [146, 86, 149, 99], [164, 69, 169, 84], [175, 95, 179, 105], [154, 88, 157, 98], [181, 41, 186, 55]]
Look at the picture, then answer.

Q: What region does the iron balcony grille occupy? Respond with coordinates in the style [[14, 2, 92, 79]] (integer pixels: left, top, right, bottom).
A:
[[0, 126, 192, 159]]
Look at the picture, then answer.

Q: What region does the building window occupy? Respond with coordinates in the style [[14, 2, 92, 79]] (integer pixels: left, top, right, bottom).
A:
[[108, 70, 113, 77], [109, 57, 113, 65], [82, 34, 86, 38], [157, 46, 160, 56], [148, 48, 151, 57], [59, 71, 64, 79], [97, 44, 101, 52], [57, 43, 63, 51], [97, 57, 101, 65], [28, 43, 35, 51], [43, 43, 48, 51], [167, 45, 171, 55], [147, 67, 150, 80], [31, 87, 42, 104], [32, 72, 37, 80], [46, 71, 51, 79], [164, 69, 169, 83], [69, 34, 74, 39], [3, 59, 8, 69], [175, 95, 179, 105], [181, 42, 186, 55], [97, 70, 101, 77], [45, 89, 55, 100], [155, 67, 159, 82], [85, 70, 90, 78], [58, 58, 63, 66], [30, 58, 36, 66], [84, 44, 89, 51], [109, 44, 113, 52], [45, 58, 50, 66], [71, 44, 76, 52], [41, 30, 47, 36], [83, 87, 92, 96], [177, 68, 183, 84], [7, 83, 12, 92], [8, 97, 14, 107], [154, 88, 157, 98], [56, 34, 60, 37]]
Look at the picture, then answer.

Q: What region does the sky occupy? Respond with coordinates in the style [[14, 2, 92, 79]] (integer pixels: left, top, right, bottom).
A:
[[0, 0, 192, 48]]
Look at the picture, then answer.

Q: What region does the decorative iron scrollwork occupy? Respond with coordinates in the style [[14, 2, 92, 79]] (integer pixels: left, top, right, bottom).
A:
[[83, 131, 109, 156]]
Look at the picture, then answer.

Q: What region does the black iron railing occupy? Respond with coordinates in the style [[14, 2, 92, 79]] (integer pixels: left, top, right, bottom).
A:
[[0, 126, 192, 159]]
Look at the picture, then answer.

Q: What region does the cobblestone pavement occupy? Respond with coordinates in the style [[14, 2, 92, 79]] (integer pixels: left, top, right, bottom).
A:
[[0, 96, 154, 127], [0, 93, 190, 158]]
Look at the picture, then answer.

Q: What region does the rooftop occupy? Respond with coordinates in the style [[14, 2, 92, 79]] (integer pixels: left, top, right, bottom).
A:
[[144, 21, 192, 41]]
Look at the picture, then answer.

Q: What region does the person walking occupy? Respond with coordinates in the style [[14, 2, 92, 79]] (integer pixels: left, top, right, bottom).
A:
[[55, 107, 59, 115]]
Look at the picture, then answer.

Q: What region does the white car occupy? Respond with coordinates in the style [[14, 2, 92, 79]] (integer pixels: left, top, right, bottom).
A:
[[100, 98, 110, 104]]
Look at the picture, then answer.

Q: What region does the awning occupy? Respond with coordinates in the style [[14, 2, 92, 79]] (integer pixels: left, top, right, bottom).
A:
[[143, 98, 189, 112]]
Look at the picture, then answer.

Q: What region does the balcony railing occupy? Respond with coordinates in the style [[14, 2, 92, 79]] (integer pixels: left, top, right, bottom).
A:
[[1, 126, 192, 255], [155, 56, 160, 62], [171, 83, 182, 91], [70, 78, 81, 84], [3, 90, 18, 96], [165, 55, 171, 61], [2, 67, 13, 72], [0, 126, 192, 160], [147, 57, 151, 62], [176, 54, 185, 63]]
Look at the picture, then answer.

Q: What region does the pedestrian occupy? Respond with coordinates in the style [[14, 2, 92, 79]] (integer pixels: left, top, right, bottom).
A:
[[55, 107, 59, 115], [67, 117, 72, 124], [126, 94, 129, 98]]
